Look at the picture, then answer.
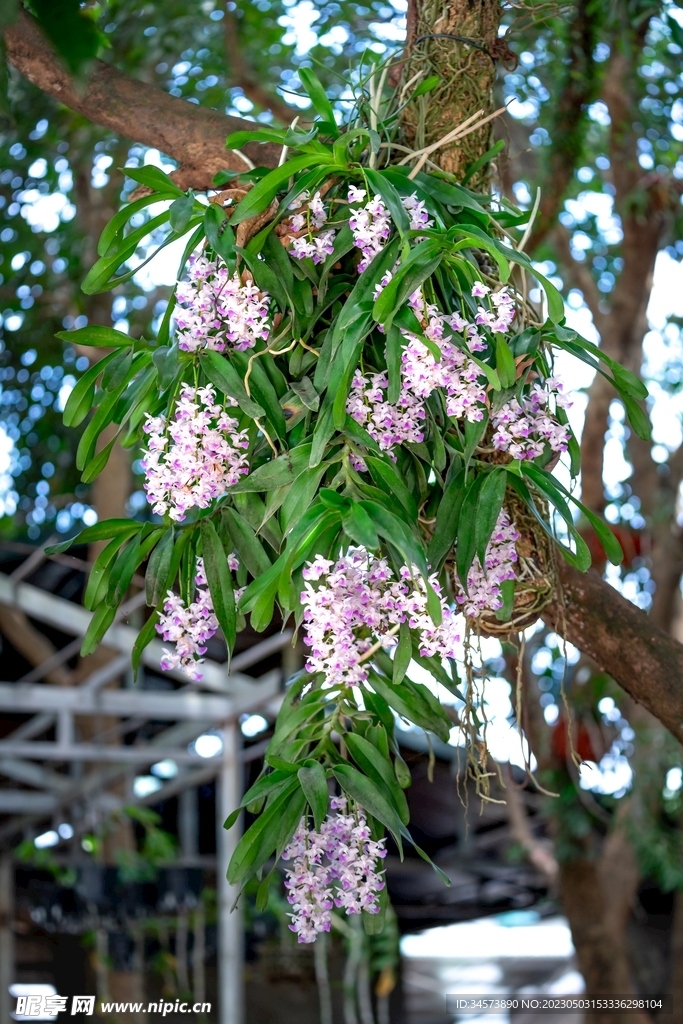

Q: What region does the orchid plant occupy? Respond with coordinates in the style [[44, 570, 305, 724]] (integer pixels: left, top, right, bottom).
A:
[[48, 67, 649, 941]]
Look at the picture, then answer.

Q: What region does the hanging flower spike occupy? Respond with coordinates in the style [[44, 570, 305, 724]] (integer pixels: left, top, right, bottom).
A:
[[300, 546, 461, 689], [282, 798, 387, 943], [348, 190, 392, 271], [174, 255, 271, 353], [157, 554, 240, 679], [491, 379, 572, 461], [454, 509, 520, 618], [288, 190, 337, 263], [142, 383, 250, 521], [346, 369, 426, 456], [402, 192, 433, 233], [473, 283, 516, 334], [348, 190, 434, 273], [158, 558, 217, 679]]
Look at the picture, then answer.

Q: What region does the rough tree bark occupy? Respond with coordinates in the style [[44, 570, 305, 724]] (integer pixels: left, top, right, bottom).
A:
[[4, 10, 281, 189], [400, 0, 505, 181]]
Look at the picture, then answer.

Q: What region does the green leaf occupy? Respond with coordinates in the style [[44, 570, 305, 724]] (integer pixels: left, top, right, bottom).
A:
[[81, 603, 116, 658], [200, 519, 236, 655], [298, 68, 338, 130], [97, 193, 176, 258], [231, 443, 313, 493], [62, 350, 119, 428], [298, 761, 329, 831], [145, 528, 174, 607], [229, 155, 330, 226], [225, 128, 286, 148], [199, 350, 265, 419], [101, 348, 134, 392], [475, 468, 507, 569], [232, 350, 287, 438], [427, 469, 466, 571], [426, 581, 443, 627], [224, 770, 296, 830], [290, 377, 319, 412], [122, 165, 184, 196], [132, 609, 161, 678], [529, 468, 624, 567], [75, 378, 128, 472], [275, 787, 308, 856], [81, 434, 120, 484], [365, 456, 418, 521], [413, 74, 440, 97], [205, 203, 237, 265], [256, 870, 275, 912], [365, 168, 411, 234], [332, 763, 404, 854], [495, 578, 515, 621], [345, 732, 409, 825], [372, 242, 442, 325], [621, 394, 652, 441], [152, 344, 180, 391], [84, 535, 127, 612], [385, 324, 404, 405], [222, 507, 272, 578], [169, 195, 195, 233], [343, 503, 380, 549], [107, 531, 162, 608], [367, 671, 450, 743], [414, 171, 490, 215], [461, 139, 505, 186], [56, 326, 133, 348], [392, 621, 412, 685], [495, 335, 517, 389], [528, 265, 564, 323], [309, 404, 336, 468], [265, 755, 301, 774], [358, 500, 428, 577], [227, 779, 300, 885], [45, 519, 141, 556], [281, 464, 328, 536], [518, 467, 592, 572], [455, 475, 485, 587]]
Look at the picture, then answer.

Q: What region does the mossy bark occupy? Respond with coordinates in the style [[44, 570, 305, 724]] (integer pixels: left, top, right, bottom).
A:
[[400, 0, 503, 183]]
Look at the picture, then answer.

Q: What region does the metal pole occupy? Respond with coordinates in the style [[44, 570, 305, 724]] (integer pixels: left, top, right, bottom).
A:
[[216, 720, 244, 1024], [179, 787, 198, 860], [0, 854, 14, 1024]]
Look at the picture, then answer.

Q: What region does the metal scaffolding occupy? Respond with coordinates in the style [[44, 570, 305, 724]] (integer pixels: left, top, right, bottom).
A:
[[0, 551, 293, 1024]]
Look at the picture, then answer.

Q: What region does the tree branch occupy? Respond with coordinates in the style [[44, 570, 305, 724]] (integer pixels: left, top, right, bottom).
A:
[[223, 2, 300, 125], [4, 10, 282, 190], [527, 0, 602, 251], [544, 560, 683, 746]]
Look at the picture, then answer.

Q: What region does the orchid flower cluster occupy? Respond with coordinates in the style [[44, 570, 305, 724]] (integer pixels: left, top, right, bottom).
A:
[[492, 379, 572, 460], [287, 190, 337, 264], [157, 554, 238, 679], [282, 797, 387, 943], [454, 509, 520, 617], [300, 547, 461, 689], [346, 369, 426, 453], [174, 254, 271, 353], [142, 384, 250, 521], [287, 186, 432, 270], [348, 186, 432, 269], [347, 286, 494, 459]]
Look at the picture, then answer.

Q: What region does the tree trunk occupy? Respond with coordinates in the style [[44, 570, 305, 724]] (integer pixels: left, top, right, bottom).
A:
[[559, 835, 651, 1024], [401, 0, 503, 181]]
